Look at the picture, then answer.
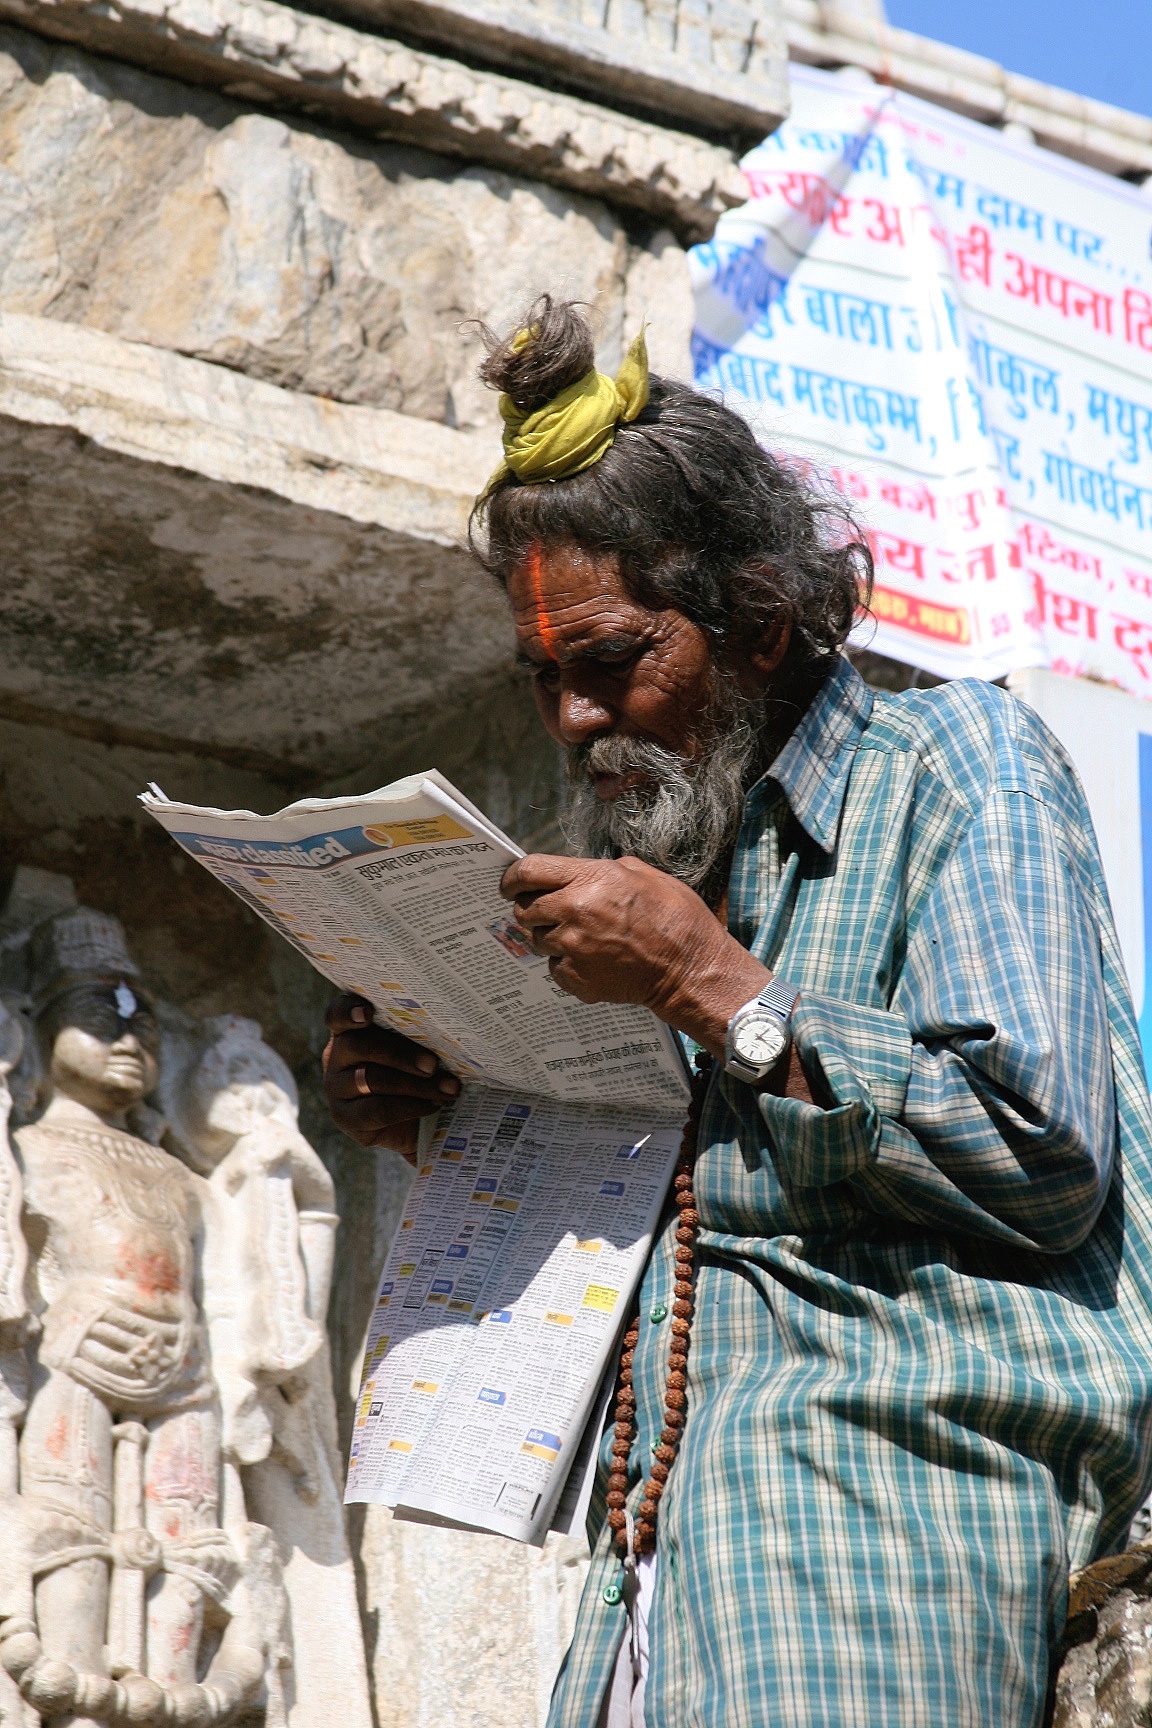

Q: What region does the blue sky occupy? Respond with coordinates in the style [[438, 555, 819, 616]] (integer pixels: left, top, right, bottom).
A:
[[884, 0, 1151, 118]]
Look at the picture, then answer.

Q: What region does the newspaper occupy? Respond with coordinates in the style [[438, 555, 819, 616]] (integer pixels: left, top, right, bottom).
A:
[[346, 1087, 683, 1543], [141, 773, 691, 1542], [140, 772, 688, 1110]]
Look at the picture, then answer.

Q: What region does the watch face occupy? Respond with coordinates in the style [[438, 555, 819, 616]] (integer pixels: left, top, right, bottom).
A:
[[733, 1011, 787, 1068]]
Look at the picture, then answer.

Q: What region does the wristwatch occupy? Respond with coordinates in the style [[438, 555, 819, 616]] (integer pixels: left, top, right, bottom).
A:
[[723, 978, 798, 1083]]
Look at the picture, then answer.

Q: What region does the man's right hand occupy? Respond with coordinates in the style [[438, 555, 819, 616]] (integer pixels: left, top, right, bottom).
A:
[[322, 994, 461, 1163]]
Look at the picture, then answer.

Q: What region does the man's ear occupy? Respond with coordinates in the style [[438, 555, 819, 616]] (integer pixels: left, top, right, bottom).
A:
[[747, 617, 792, 683]]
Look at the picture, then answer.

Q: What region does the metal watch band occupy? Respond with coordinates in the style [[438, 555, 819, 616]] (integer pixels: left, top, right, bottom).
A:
[[753, 978, 799, 1020]]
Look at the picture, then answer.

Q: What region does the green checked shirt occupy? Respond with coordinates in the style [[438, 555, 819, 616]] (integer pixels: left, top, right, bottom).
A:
[[549, 655, 1152, 1728]]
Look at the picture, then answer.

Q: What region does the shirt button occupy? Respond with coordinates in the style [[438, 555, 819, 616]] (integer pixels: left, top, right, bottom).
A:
[[649, 1303, 668, 1323], [602, 1581, 623, 1606]]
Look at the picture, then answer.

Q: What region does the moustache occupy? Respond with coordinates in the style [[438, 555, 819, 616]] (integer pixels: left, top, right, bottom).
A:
[[566, 733, 690, 790]]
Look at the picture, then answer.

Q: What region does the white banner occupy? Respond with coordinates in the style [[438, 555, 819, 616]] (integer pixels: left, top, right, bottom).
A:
[[690, 67, 1152, 688], [1009, 668, 1152, 1088]]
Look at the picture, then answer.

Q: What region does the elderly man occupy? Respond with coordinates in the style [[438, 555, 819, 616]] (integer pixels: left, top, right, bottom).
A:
[[324, 297, 1152, 1728]]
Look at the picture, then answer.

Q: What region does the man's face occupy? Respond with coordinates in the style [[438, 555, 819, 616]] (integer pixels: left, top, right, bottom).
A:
[[508, 541, 768, 895], [46, 985, 160, 1114], [508, 541, 717, 778]]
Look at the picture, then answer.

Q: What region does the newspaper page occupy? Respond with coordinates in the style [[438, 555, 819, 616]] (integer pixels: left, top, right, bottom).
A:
[[344, 1085, 683, 1544], [141, 773, 689, 1111]]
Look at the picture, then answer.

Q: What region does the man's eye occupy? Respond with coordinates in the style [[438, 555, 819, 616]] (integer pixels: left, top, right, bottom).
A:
[[593, 650, 643, 677], [530, 664, 560, 689]]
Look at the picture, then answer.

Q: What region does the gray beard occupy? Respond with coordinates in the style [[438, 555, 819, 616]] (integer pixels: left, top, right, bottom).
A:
[[562, 675, 768, 901]]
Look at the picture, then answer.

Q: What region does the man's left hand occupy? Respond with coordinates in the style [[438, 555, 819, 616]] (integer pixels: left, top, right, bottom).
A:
[[500, 853, 774, 1059]]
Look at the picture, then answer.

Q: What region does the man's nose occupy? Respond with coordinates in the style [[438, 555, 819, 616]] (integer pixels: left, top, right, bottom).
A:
[[556, 683, 614, 745], [110, 1033, 141, 1054]]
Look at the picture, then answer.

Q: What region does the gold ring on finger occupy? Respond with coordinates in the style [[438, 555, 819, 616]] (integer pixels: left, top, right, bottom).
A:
[[354, 1064, 373, 1098]]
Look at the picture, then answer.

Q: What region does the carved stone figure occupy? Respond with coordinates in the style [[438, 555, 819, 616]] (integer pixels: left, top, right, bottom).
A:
[[162, 1014, 338, 1497], [162, 1016, 369, 1728], [0, 887, 371, 1728]]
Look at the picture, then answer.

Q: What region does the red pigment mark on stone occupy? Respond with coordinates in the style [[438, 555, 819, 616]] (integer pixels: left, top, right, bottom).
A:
[[116, 1242, 180, 1299], [147, 1426, 207, 1506], [527, 542, 558, 660], [45, 1415, 68, 1459]]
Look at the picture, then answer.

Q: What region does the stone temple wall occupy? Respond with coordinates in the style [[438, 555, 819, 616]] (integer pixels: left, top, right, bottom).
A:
[[0, 1, 777, 1719], [0, 28, 693, 422]]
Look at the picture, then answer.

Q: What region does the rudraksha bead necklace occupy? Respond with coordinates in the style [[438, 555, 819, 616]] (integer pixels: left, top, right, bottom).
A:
[[606, 1052, 713, 1557]]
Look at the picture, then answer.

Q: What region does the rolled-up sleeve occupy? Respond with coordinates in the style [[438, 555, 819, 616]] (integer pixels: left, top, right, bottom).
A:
[[757, 788, 1116, 1253]]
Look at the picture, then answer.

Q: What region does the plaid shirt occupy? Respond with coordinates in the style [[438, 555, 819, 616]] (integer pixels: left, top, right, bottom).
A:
[[550, 657, 1152, 1728]]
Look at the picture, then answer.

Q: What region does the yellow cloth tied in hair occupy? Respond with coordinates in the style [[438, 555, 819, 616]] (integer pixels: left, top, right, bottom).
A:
[[486, 326, 650, 491]]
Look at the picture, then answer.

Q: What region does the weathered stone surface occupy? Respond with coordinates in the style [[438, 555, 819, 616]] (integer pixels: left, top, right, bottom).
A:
[[0, 313, 573, 801], [360, 1511, 589, 1728], [1056, 1543, 1152, 1728], [0, 36, 691, 419], [0, 309, 497, 523], [0, 418, 498, 782], [0, 418, 546, 785], [311, 0, 789, 143], [0, 0, 746, 245], [623, 225, 695, 383]]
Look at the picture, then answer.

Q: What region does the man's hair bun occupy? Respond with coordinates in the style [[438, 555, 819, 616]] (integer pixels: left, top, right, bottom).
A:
[[477, 294, 595, 414]]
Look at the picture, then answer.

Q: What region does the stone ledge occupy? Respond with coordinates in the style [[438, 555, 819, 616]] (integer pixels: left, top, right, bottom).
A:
[[0, 0, 747, 238], [783, 0, 1152, 179], [0, 311, 496, 544], [0, 311, 525, 780], [311, 0, 789, 144]]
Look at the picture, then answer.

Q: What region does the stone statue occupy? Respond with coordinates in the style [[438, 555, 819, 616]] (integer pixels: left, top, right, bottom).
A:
[[161, 1013, 338, 1502], [0, 890, 371, 1728], [161, 1015, 370, 1728]]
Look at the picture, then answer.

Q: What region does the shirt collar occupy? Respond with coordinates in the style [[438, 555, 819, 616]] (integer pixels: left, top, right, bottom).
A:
[[754, 656, 874, 855]]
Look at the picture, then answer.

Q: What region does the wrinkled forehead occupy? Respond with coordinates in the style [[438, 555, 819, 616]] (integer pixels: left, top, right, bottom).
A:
[[507, 541, 663, 661]]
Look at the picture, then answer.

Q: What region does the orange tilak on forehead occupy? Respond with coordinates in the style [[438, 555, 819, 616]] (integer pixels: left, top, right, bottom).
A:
[[526, 542, 559, 658]]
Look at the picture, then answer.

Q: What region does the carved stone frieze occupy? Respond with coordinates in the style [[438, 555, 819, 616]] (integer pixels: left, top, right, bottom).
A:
[[0, 0, 748, 237], [299, 0, 789, 142], [0, 876, 371, 1727]]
